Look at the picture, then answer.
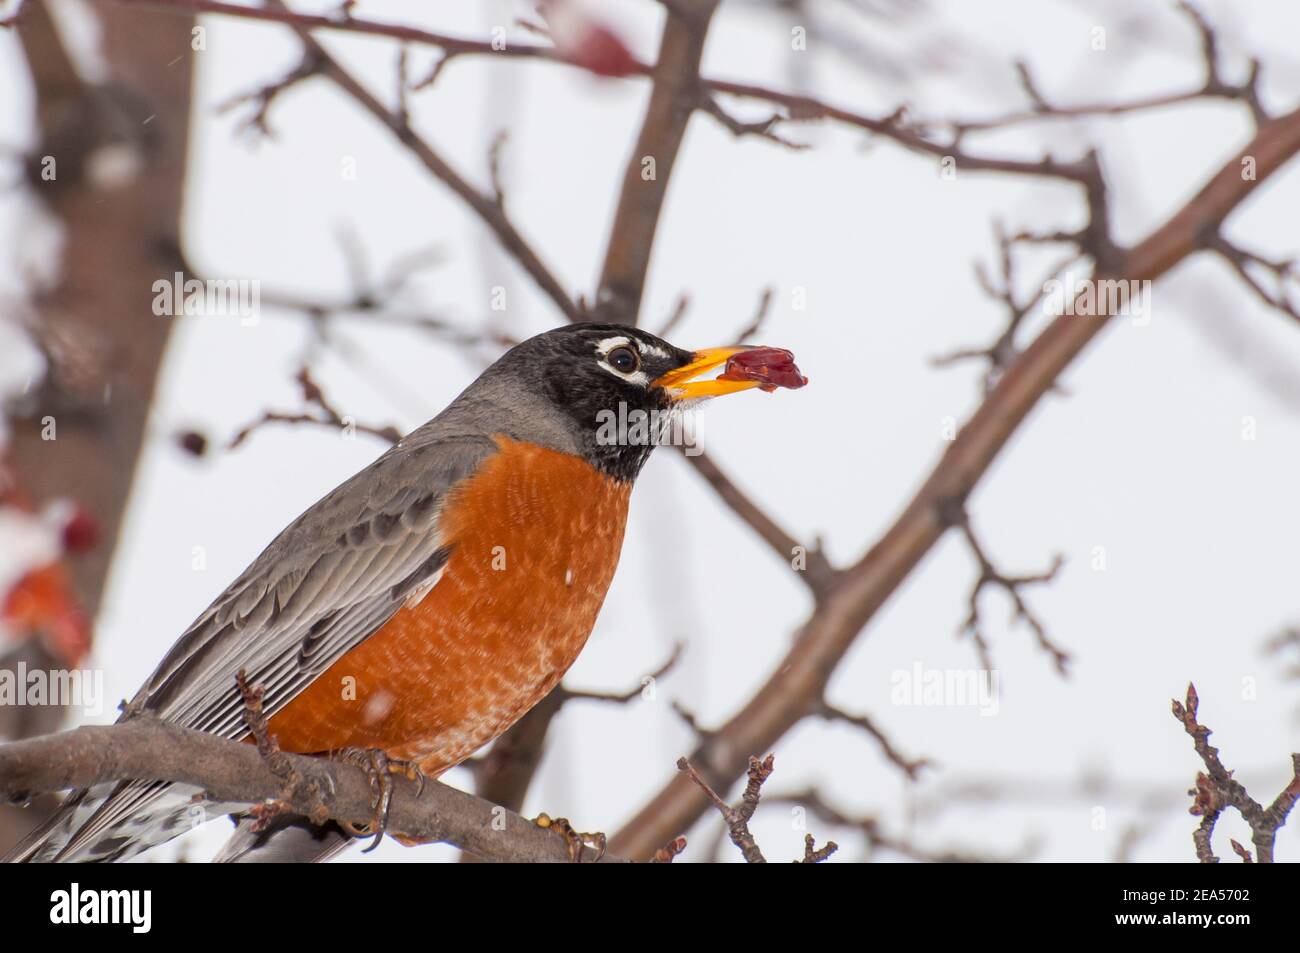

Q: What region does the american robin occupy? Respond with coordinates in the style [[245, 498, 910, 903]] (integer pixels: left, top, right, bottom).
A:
[[7, 324, 790, 863]]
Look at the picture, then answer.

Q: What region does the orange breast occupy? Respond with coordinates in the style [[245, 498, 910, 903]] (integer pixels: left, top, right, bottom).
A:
[[265, 437, 632, 774]]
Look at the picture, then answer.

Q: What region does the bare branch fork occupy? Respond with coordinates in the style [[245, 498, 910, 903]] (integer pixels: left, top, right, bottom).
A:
[[1171, 683, 1300, 863], [677, 753, 837, 863], [931, 222, 1081, 394], [1204, 233, 1300, 325], [228, 364, 402, 449], [944, 3, 1270, 136], [215, 47, 323, 139], [941, 501, 1068, 675], [0, 0, 28, 28], [812, 699, 929, 780]]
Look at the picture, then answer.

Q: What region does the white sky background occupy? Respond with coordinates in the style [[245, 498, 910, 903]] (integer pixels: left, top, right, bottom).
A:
[[3, 0, 1300, 862]]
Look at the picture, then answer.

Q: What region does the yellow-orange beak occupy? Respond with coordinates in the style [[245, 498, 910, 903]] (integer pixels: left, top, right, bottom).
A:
[[653, 347, 762, 401]]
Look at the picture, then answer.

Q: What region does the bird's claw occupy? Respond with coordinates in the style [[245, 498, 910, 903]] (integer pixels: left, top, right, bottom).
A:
[[332, 748, 426, 852], [533, 812, 606, 863]]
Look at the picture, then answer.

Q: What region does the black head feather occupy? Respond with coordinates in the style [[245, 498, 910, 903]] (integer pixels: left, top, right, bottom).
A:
[[443, 324, 699, 481]]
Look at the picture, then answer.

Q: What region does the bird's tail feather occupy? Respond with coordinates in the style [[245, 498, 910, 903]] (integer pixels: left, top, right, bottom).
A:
[[3, 782, 238, 863], [213, 814, 354, 863]]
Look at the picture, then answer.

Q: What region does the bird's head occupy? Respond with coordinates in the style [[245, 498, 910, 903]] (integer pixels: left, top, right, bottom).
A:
[[470, 323, 783, 481]]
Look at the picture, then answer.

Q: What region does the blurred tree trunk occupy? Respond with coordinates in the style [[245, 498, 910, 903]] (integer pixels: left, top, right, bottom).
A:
[[0, 0, 195, 850]]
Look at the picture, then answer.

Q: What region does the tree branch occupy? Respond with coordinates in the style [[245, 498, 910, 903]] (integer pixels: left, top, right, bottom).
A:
[[1206, 233, 1299, 325], [945, 5, 1269, 135], [0, 717, 629, 863], [812, 699, 929, 780], [112, 0, 1258, 207], [227, 365, 402, 449], [677, 752, 837, 863], [1171, 682, 1300, 863], [931, 222, 1080, 395], [946, 504, 1068, 675], [109, 0, 565, 66], [591, 0, 720, 324]]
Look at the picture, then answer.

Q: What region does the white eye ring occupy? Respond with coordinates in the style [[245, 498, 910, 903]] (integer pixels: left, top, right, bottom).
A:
[[606, 345, 640, 374], [595, 336, 650, 386]]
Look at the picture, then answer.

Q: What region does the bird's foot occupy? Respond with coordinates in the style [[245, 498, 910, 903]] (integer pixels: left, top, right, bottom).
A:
[[331, 747, 426, 853], [532, 812, 606, 863], [247, 797, 294, 834]]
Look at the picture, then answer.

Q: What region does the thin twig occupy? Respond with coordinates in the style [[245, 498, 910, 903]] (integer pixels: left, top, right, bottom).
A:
[[1, 0, 29, 28], [656, 294, 690, 338], [676, 753, 835, 864], [216, 48, 323, 138], [1207, 233, 1300, 325], [227, 366, 402, 449], [943, 503, 1068, 674], [1171, 682, 1300, 863], [560, 643, 683, 704], [945, 6, 1269, 134], [932, 223, 1081, 394], [698, 95, 807, 150], [812, 699, 930, 780], [678, 449, 840, 597], [732, 287, 775, 345], [650, 835, 689, 863]]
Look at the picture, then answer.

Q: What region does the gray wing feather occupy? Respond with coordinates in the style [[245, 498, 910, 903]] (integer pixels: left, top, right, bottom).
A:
[[8, 430, 497, 862], [138, 433, 494, 728]]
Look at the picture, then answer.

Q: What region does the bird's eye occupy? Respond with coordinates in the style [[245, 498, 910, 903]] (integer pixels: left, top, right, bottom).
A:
[[606, 345, 640, 374]]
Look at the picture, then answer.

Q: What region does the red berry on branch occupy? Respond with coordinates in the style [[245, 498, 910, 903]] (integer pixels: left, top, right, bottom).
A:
[[177, 429, 209, 457], [565, 24, 639, 77], [62, 506, 101, 553]]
